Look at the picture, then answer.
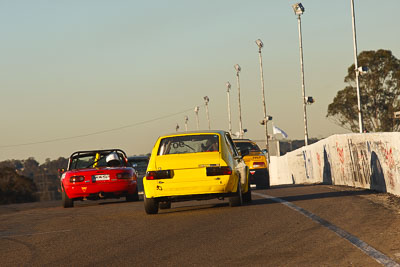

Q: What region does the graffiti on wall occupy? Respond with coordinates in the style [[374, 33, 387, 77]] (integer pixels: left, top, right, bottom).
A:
[[335, 142, 346, 180], [371, 141, 397, 190], [302, 150, 314, 180], [347, 139, 371, 187], [316, 151, 322, 180], [383, 147, 396, 189], [272, 133, 400, 197]]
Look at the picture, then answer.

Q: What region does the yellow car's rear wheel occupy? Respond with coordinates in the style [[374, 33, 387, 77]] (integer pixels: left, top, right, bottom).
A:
[[229, 181, 243, 207], [144, 194, 159, 214], [243, 182, 252, 203]]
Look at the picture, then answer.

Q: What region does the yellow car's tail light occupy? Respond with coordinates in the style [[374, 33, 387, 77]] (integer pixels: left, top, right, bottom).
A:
[[206, 166, 232, 176], [252, 162, 266, 168], [146, 170, 173, 180]]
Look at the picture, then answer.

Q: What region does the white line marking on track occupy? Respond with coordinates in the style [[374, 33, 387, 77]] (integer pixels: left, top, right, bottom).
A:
[[0, 229, 71, 239], [253, 192, 400, 267]]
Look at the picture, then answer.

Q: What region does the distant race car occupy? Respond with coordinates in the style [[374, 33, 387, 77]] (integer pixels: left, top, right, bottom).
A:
[[60, 149, 139, 208], [233, 139, 270, 189], [127, 155, 150, 176], [143, 130, 251, 214]]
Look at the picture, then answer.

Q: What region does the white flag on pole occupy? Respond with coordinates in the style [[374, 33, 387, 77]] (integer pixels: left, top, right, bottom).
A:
[[273, 125, 288, 138]]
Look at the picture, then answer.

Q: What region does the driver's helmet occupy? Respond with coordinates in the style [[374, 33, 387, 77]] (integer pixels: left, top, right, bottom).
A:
[[106, 152, 120, 167], [203, 137, 217, 151]]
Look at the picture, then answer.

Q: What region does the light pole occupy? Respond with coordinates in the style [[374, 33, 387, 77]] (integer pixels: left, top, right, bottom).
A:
[[226, 81, 232, 134], [234, 64, 244, 138], [184, 116, 189, 131], [194, 106, 200, 130], [292, 3, 309, 146], [350, 0, 364, 133], [176, 123, 179, 132], [204, 96, 211, 130], [256, 39, 270, 163]]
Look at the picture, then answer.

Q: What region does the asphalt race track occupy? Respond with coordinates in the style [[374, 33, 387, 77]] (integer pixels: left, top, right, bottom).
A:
[[1, 184, 400, 266]]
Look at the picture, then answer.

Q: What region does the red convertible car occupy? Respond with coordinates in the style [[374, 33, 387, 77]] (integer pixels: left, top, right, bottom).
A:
[[60, 149, 139, 208]]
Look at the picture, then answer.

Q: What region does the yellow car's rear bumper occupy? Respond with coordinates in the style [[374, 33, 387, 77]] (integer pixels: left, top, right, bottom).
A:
[[143, 175, 238, 198]]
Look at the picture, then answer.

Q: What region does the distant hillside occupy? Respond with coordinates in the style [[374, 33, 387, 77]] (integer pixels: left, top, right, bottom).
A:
[[0, 157, 68, 204], [0, 167, 37, 204]]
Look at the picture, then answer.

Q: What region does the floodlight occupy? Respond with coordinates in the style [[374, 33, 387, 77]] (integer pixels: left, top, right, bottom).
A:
[[358, 66, 369, 75], [259, 116, 273, 125], [255, 39, 264, 49], [292, 3, 304, 15], [185, 116, 188, 122], [306, 96, 315, 104], [226, 81, 231, 91], [203, 96, 209, 103], [194, 106, 199, 113], [234, 64, 241, 73]]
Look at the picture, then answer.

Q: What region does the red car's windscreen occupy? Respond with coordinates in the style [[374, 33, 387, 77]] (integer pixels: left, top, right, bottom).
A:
[[69, 151, 126, 170]]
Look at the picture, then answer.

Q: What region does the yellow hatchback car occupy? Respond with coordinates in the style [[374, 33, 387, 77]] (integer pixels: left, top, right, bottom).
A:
[[233, 139, 270, 189], [143, 130, 251, 214]]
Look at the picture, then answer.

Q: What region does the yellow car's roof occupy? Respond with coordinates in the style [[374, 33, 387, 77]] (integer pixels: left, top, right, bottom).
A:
[[158, 130, 229, 139], [233, 139, 255, 143]]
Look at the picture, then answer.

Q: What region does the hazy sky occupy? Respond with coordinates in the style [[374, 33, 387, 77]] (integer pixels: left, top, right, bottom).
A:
[[1, 0, 399, 162]]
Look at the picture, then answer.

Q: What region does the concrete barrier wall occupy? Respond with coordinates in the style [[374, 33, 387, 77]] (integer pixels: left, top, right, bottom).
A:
[[269, 133, 400, 197]]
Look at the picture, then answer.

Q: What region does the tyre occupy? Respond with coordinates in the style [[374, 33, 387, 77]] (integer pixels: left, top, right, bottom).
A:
[[256, 171, 270, 189], [159, 201, 171, 209], [144, 194, 159, 214], [243, 182, 252, 203], [229, 180, 243, 207], [62, 189, 74, 208], [126, 187, 140, 202]]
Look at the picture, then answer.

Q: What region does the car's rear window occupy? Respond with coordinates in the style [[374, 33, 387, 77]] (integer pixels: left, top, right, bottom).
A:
[[158, 135, 219, 155], [234, 142, 261, 152], [69, 151, 126, 170]]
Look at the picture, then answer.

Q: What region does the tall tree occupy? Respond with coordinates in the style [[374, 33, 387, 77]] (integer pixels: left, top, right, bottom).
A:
[[327, 49, 400, 132]]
